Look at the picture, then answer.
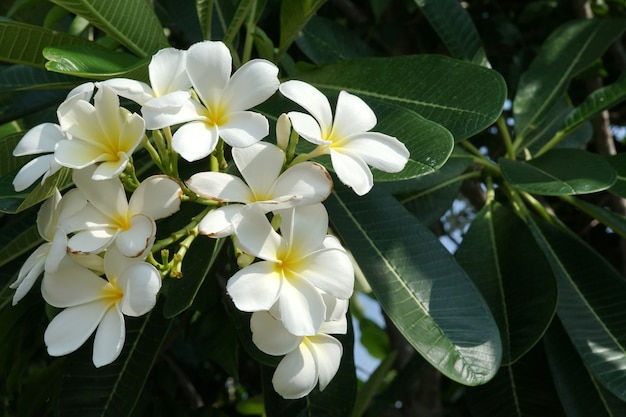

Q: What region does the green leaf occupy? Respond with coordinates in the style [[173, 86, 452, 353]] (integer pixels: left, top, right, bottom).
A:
[[222, 0, 254, 46], [0, 220, 41, 268], [162, 237, 224, 318], [0, 90, 66, 125], [278, 0, 327, 59], [326, 183, 501, 385], [414, 0, 489, 66], [560, 194, 626, 239], [455, 201, 557, 365], [56, 301, 173, 417], [296, 16, 377, 65], [544, 318, 626, 417], [466, 344, 566, 417], [0, 21, 93, 67], [0, 167, 72, 214], [49, 0, 169, 58], [528, 215, 626, 401], [0, 132, 27, 176], [500, 149, 617, 196], [605, 153, 626, 198], [0, 65, 79, 92], [563, 72, 626, 134], [44, 45, 149, 81], [351, 351, 397, 417], [296, 54, 507, 141], [514, 18, 626, 147]]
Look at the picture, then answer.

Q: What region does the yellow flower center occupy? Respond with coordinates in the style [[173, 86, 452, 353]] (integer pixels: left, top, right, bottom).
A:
[[101, 277, 124, 303], [204, 102, 229, 127]]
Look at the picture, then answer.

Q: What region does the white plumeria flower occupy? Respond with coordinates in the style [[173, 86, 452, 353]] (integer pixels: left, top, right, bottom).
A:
[[63, 165, 182, 257], [12, 83, 96, 191], [41, 245, 161, 367], [10, 188, 87, 305], [186, 141, 333, 237], [54, 84, 145, 180], [279, 80, 410, 196], [142, 40, 280, 162], [250, 306, 347, 399], [100, 47, 191, 106], [227, 204, 354, 336]]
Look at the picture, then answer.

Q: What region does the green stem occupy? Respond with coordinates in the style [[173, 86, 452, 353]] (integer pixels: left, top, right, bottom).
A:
[[142, 135, 166, 173], [202, 0, 214, 40], [242, 0, 257, 64], [534, 130, 567, 158], [287, 145, 328, 167], [170, 226, 199, 278], [397, 171, 482, 205], [501, 182, 529, 220], [497, 116, 515, 159], [519, 191, 556, 224], [152, 205, 213, 253]]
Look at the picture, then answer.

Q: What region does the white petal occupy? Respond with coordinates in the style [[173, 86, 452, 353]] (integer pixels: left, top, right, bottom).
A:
[[92, 304, 125, 367], [91, 155, 129, 180], [331, 91, 377, 138], [13, 123, 64, 156], [308, 334, 342, 391], [41, 256, 110, 307], [172, 121, 218, 162], [286, 112, 327, 145], [12, 155, 56, 192], [186, 41, 231, 106], [340, 132, 410, 173], [99, 78, 154, 105], [273, 344, 318, 399], [142, 96, 203, 130], [280, 81, 333, 135], [128, 175, 182, 220], [44, 300, 111, 357], [93, 85, 122, 139], [104, 243, 146, 279], [278, 277, 326, 336], [270, 162, 332, 207], [198, 205, 243, 237], [54, 140, 108, 169], [233, 142, 284, 197], [330, 150, 373, 196], [226, 261, 281, 311], [58, 203, 113, 235], [56, 188, 89, 223], [232, 205, 282, 261], [280, 204, 328, 256], [187, 172, 253, 203], [44, 227, 68, 272], [251, 311, 303, 356], [115, 215, 156, 258], [117, 109, 145, 153], [319, 315, 347, 335], [64, 82, 95, 102], [11, 244, 47, 305], [73, 166, 128, 218], [149, 47, 190, 97], [294, 248, 354, 299], [219, 111, 268, 148], [222, 59, 279, 111], [276, 113, 291, 150], [119, 263, 161, 316], [67, 228, 116, 255], [36, 188, 62, 239]]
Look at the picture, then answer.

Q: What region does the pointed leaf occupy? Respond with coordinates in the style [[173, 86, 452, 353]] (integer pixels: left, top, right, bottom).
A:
[[326, 183, 501, 385], [295, 54, 507, 141], [0, 90, 67, 125], [56, 302, 173, 417], [560, 194, 626, 239], [0, 65, 79, 92], [0, 167, 72, 214], [414, 0, 489, 66], [0, 21, 93, 67], [514, 18, 626, 147], [0, 220, 41, 268], [455, 201, 557, 365], [278, 0, 326, 59], [466, 345, 566, 417], [544, 318, 626, 417], [528, 215, 626, 401], [49, 0, 169, 58], [500, 149, 617, 196], [44, 45, 149, 81]]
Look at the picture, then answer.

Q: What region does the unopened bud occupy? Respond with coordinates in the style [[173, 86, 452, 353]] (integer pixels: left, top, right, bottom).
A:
[[276, 113, 291, 151]]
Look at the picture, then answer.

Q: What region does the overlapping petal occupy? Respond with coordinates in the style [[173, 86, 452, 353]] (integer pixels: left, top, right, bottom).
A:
[[42, 256, 111, 308], [279, 80, 332, 134], [277, 276, 326, 336], [227, 261, 282, 311], [128, 175, 182, 220], [222, 59, 280, 111], [251, 311, 303, 356], [92, 305, 125, 367], [308, 335, 342, 390], [272, 343, 318, 399], [171, 120, 219, 162]]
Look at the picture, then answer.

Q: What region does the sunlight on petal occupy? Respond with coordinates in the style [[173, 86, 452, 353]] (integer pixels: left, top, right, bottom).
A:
[[330, 150, 373, 196], [227, 261, 281, 311], [219, 111, 268, 148], [92, 304, 125, 367], [280, 81, 333, 134], [273, 344, 318, 399], [251, 311, 303, 356], [171, 121, 219, 162]]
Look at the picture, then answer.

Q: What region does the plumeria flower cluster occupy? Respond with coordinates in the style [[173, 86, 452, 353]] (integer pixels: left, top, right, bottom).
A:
[[11, 40, 409, 398]]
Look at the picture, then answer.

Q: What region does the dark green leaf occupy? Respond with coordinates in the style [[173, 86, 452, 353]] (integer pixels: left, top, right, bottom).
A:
[[296, 16, 377, 65], [296, 54, 507, 141], [514, 18, 626, 147], [414, 0, 489, 66], [0, 167, 72, 214], [0, 65, 79, 92], [500, 149, 617, 195], [0, 89, 66, 125], [604, 153, 626, 199], [162, 237, 224, 318], [351, 352, 397, 417], [326, 183, 501, 385], [44, 45, 149, 81], [278, 0, 327, 59], [560, 194, 626, 239], [528, 215, 626, 401], [49, 0, 169, 58], [56, 301, 173, 417], [0, 220, 41, 268], [544, 318, 626, 417], [455, 201, 557, 365], [222, 0, 254, 46], [466, 344, 566, 417], [0, 21, 93, 67]]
